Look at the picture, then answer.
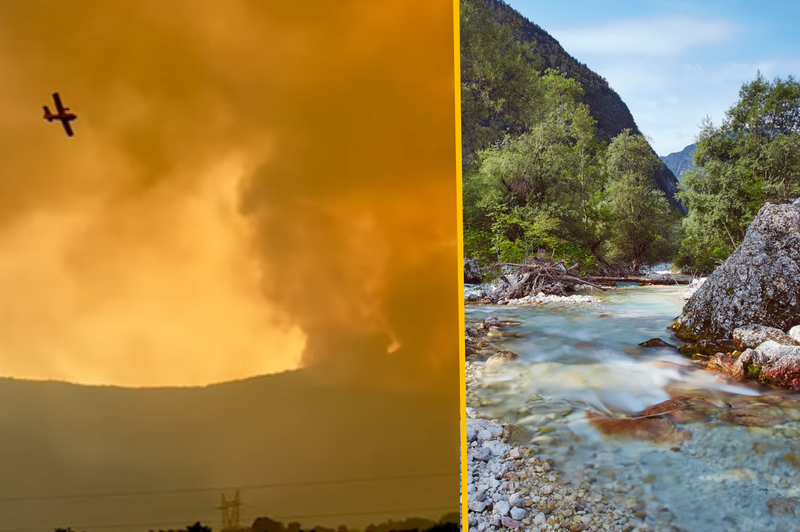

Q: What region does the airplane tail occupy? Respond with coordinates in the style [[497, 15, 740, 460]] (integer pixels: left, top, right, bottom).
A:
[[43, 106, 53, 121]]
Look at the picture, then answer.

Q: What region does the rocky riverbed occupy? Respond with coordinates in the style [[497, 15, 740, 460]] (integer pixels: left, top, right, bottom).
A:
[[466, 310, 644, 532], [467, 361, 646, 532], [465, 282, 800, 532], [465, 409, 644, 532]]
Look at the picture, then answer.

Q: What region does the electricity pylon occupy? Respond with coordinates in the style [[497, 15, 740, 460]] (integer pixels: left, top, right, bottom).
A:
[[219, 491, 243, 532]]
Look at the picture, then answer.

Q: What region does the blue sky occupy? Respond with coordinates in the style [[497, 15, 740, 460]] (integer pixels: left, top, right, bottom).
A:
[[504, 0, 800, 155]]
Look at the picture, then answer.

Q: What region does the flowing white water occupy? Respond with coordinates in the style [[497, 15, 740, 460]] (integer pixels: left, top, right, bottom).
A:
[[468, 285, 800, 531]]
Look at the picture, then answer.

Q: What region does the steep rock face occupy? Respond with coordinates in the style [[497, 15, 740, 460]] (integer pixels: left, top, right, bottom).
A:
[[659, 144, 696, 181], [673, 202, 800, 340]]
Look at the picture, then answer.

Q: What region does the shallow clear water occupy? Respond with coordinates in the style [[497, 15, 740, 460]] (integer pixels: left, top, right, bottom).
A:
[[468, 286, 800, 532]]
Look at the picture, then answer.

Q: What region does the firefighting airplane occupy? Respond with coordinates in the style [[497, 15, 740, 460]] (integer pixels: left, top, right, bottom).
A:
[[43, 92, 77, 137]]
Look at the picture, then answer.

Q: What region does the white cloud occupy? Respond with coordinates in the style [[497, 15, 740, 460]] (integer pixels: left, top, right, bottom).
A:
[[571, 56, 800, 155], [536, 14, 800, 154], [587, 60, 725, 154], [550, 16, 738, 57]]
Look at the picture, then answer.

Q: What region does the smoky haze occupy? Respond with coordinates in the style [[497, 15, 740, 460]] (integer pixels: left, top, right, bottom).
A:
[[0, 0, 460, 528], [0, 0, 458, 388]]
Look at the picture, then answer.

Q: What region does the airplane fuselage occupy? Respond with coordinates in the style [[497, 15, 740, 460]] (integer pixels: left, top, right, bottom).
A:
[[43, 108, 76, 122], [45, 115, 76, 123], [43, 93, 77, 136]]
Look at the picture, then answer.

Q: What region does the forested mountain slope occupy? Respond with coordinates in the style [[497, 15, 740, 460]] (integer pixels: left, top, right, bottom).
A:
[[467, 0, 680, 205], [461, 0, 681, 273]]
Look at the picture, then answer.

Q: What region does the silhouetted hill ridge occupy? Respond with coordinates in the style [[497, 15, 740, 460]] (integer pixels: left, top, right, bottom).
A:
[[0, 369, 458, 529]]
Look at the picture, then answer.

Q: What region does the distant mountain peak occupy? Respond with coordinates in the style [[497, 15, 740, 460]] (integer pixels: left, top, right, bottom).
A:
[[659, 144, 696, 181]]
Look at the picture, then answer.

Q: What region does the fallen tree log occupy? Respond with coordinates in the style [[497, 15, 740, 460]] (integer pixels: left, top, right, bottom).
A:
[[505, 272, 531, 299], [483, 257, 691, 303], [585, 276, 691, 285], [560, 275, 613, 291]]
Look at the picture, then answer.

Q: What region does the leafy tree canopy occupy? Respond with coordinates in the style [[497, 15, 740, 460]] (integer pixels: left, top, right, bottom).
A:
[[677, 72, 800, 271]]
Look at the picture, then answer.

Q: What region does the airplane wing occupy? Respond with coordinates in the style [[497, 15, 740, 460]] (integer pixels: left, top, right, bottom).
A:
[[61, 119, 74, 137], [53, 92, 65, 113]]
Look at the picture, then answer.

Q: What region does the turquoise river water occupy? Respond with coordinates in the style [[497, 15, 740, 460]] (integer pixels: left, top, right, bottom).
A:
[[467, 284, 800, 532]]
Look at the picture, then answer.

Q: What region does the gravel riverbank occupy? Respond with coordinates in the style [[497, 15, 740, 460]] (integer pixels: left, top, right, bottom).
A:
[[466, 361, 644, 532], [466, 305, 646, 532]]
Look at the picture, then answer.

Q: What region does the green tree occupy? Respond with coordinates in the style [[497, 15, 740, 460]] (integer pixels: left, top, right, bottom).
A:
[[463, 71, 601, 266], [460, 0, 542, 168], [489, 206, 564, 263], [677, 72, 800, 271], [602, 130, 674, 271]]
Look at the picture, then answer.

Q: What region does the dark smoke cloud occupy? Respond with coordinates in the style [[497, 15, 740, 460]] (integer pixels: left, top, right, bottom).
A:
[[0, 0, 458, 388]]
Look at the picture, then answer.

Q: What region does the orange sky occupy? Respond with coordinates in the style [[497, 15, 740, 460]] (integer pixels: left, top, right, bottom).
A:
[[0, 0, 458, 388]]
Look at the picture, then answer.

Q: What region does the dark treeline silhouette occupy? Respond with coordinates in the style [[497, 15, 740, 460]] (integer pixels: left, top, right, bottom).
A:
[[56, 514, 459, 532], [153, 523, 213, 532], [251, 514, 460, 532], [57, 522, 212, 532]]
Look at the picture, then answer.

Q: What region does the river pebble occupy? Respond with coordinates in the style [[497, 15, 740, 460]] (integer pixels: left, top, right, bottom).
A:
[[466, 391, 640, 532]]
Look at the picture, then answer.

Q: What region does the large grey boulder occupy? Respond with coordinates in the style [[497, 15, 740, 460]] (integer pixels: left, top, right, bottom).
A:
[[673, 203, 800, 341], [464, 259, 484, 284]]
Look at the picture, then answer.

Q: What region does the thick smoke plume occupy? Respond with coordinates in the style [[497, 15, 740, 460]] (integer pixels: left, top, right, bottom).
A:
[[0, 0, 458, 387]]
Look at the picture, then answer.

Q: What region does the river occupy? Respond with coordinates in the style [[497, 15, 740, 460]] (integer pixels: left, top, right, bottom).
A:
[[466, 284, 800, 531]]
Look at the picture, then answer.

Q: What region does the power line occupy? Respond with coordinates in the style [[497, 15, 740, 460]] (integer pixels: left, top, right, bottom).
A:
[[0, 472, 458, 504], [0, 505, 457, 532]]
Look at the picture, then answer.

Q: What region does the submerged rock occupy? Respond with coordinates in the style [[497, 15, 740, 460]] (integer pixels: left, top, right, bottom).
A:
[[679, 338, 735, 357], [673, 202, 800, 341], [640, 398, 690, 417], [721, 406, 782, 427], [585, 392, 726, 444], [733, 324, 799, 351], [767, 497, 800, 518], [484, 350, 520, 367], [586, 411, 691, 445], [662, 393, 719, 423], [639, 338, 677, 349]]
